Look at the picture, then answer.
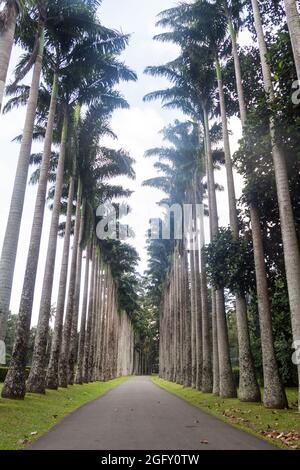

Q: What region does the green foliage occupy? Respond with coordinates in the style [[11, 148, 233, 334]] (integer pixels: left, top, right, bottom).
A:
[[204, 227, 255, 295], [248, 281, 297, 387], [100, 240, 140, 317]]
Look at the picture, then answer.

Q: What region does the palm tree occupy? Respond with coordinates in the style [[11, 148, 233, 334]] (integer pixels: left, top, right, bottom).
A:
[[0, 0, 103, 355], [0, 0, 20, 111], [27, 79, 136, 394], [46, 176, 75, 389], [218, 0, 288, 408], [283, 0, 300, 82], [0, 20, 44, 349], [144, 120, 211, 390], [75, 240, 90, 384], [156, 0, 261, 402], [58, 179, 82, 388], [58, 102, 136, 388], [145, 50, 237, 397], [3, 41, 136, 400], [251, 0, 300, 410]]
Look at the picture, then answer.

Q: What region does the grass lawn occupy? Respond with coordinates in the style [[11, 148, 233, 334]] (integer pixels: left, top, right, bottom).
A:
[[0, 377, 129, 450], [152, 376, 300, 450]]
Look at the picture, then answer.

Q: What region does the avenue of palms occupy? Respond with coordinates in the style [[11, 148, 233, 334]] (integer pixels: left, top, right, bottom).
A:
[[0, 0, 300, 452]]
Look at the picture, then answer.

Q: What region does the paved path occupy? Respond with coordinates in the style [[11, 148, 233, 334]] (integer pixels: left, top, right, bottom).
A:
[[29, 376, 275, 450]]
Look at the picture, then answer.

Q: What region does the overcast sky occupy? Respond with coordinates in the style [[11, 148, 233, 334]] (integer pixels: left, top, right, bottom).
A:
[[0, 0, 243, 326]]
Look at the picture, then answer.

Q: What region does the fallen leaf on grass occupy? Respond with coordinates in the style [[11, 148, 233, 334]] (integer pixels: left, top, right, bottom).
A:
[[17, 439, 28, 445], [262, 430, 300, 449]]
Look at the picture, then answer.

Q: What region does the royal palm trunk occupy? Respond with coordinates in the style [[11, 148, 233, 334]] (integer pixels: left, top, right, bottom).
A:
[[251, 205, 288, 408], [199, 202, 213, 393], [59, 183, 82, 388], [83, 243, 96, 383], [68, 199, 86, 385], [1, 73, 58, 399], [75, 242, 91, 384], [228, 11, 287, 408], [284, 0, 300, 82], [203, 107, 236, 398], [26, 110, 68, 394], [46, 177, 75, 390], [252, 0, 296, 408], [216, 59, 260, 402], [0, 2, 17, 112], [0, 28, 45, 347]]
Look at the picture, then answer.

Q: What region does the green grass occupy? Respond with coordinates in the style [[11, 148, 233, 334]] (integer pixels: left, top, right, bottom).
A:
[[0, 377, 129, 450], [152, 377, 300, 450]]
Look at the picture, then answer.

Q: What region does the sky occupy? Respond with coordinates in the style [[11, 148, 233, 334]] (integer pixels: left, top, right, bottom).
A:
[[0, 0, 243, 326]]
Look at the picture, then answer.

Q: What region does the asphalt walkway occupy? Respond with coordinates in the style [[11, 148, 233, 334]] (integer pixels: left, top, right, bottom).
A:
[[29, 376, 275, 450]]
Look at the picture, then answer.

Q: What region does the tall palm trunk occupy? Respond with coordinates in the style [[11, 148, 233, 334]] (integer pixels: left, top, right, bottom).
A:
[[1, 73, 58, 399], [98, 265, 108, 381], [95, 259, 104, 380], [284, 0, 300, 82], [175, 249, 181, 383], [68, 198, 85, 385], [203, 106, 236, 398], [83, 243, 96, 383], [75, 242, 91, 384], [229, 15, 287, 408], [199, 202, 213, 393], [46, 177, 75, 390], [59, 183, 82, 388], [191, 193, 203, 390], [0, 28, 44, 347], [203, 116, 219, 395], [182, 242, 192, 387], [252, 0, 297, 408], [215, 59, 260, 402], [0, 2, 18, 112], [190, 245, 197, 388], [91, 253, 100, 381], [193, 247, 203, 390], [26, 110, 68, 394], [251, 205, 288, 408]]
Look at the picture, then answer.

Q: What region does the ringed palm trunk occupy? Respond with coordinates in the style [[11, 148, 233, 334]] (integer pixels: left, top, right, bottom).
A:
[[68, 199, 85, 385], [251, 205, 288, 408], [215, 59, 260, 402], [203, 106, 236, 398], [46, 177, 75, 389], [26, 110, 68, 394], [229, 16, 287, 408], [75, 241, 91, 384], [178, 252, 184, 384], [190, 247, 197, 388], [252, 0, 297, 408], [202, 118, 219, 395], [1, 73, 59, 399], [199, 202, 213, 393], [83, 242, 96, 383], [175, 249, 181, 383], [91, 253, 100, 381], [59, 183, 82, 388], [0, 28, 45, 347], [283, 0, 300, 83], [194, 247, 203, 390], [182, 242, 192, 387], [0, 2, 18, 112]]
